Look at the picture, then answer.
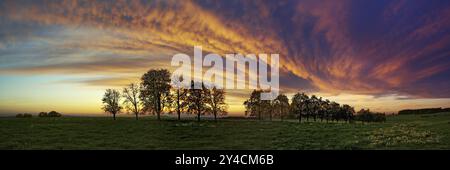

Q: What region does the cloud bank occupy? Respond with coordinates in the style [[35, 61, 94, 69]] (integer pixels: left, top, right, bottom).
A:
[[1, 0, 450, 99]]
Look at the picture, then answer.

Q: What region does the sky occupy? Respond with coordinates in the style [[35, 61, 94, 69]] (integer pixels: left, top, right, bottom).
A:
[[1, 0, 450, 116]]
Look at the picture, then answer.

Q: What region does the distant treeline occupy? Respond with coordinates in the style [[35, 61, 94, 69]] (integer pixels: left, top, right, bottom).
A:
[[16, 111, 62, 118], [398, 108, 450, 115]]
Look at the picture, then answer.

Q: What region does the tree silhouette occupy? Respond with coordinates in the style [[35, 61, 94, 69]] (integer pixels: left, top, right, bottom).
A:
[[244, 90, 263, 120], [309, 95, 320, 122], [321, 99, 331, 122], [171, 75, 188, 120], [291, 92, 309, 123], [206, 85, 227, 122], [274, 94, 289, 121], [102, 89, 122, 120], [122, 83, 141, 120], [329, 101, 340, 122], [186, 81, 210, 122], [38, 112, 48, 117], [342, 104, 355, 123], [262, 99, 274, 121], [140, 69, 171, 121]]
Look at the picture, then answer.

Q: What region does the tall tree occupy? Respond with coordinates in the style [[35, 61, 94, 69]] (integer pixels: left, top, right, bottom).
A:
[[122, 83, 141, 120], [262, 99, 274, 121], [102, 89, 122, 120], [206, 85, 227, 122], [187, 81, 210, 122], [309, 95, 320, 122], [291, 92, 309, 123], [321, 99, 331, 122], [244, 90, 263, 120], [330, 101, 340, 122], [140, 69, 171, 121], [274, 94, 289, 121], [171, 75, 188, 120], [342, 104, 355, 123]]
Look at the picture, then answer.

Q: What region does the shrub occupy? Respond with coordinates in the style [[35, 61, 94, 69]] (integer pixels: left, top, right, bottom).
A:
[[47, 111, 62, 117], [355, 109, 386, 123], [16, 113, 32, 118], [38, 112, 48, 117]]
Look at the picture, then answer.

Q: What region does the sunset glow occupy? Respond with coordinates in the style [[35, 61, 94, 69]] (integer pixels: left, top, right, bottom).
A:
[[1, 0, 450, 116]]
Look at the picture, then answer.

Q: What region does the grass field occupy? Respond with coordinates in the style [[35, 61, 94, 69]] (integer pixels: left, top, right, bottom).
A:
[[1, 112, 450, 150]]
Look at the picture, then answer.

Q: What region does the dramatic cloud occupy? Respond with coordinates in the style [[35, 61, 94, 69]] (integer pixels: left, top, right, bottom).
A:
[[0, 0, 449, 114]]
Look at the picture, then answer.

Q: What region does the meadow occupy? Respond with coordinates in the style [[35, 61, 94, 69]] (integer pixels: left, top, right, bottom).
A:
[[1, 112, 449, 150]]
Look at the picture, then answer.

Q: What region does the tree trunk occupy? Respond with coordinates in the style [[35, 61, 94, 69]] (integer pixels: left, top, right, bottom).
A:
[[258, 106, 261, 120], [214, 112, 217, 122], [177, 90, 181, 121], [280, 108, 283, 121], [197, 112, 200, 122], [113, 113, 116, 120], [298, 112, 302, 123], [269, 109, 272, 121], [157, 94, 161, 121], [134, 104, 138, 120]]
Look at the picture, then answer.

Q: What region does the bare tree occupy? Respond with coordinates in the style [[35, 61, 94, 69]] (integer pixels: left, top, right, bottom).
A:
[[123, 83, 141, 120], [102, 89, 122, 120], [171, 75, 188, 120], [206, 85, 227, 122]]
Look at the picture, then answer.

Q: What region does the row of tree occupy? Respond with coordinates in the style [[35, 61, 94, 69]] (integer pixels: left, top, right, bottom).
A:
[[244, 90, 356, 123], [38, 111, 62, 117], [398, 107, 450, 115], [102, 69, 385, 123], [15, 111, 62, 118], [101, 69, 227, 121]]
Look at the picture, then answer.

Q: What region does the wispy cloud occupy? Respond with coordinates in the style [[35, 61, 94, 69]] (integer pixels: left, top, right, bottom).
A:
[[0, 0, 449, 105]]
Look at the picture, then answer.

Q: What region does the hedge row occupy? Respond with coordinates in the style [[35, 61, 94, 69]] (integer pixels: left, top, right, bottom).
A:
[[355, 112, 386, 122], [398, 108, 450, 115]]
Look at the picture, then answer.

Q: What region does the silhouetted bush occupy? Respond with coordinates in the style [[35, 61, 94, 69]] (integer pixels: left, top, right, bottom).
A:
[[38, 112, 48, 117], [355, 109, 386, 123], [16, 113, 32, 118], [47, 111, 62, 117]]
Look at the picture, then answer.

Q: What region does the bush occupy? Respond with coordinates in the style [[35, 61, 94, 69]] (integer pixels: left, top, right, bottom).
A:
[[16, 113, 32, 118], [355, 109, 386, 123], [38, 112, 48, 117], [47, 111, 62, 117]]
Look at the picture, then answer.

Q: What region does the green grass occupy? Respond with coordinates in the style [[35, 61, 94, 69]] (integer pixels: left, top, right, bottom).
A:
[[1, 112, 450, 150]]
